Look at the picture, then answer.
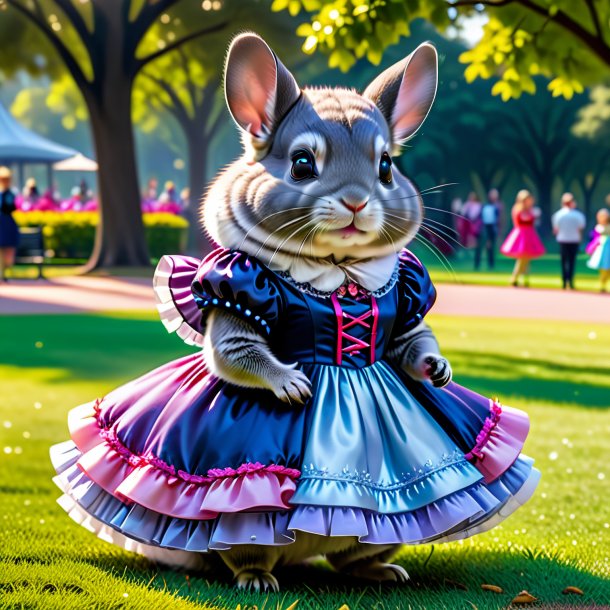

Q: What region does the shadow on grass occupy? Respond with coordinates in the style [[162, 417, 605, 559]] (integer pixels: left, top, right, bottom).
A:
[[447, 350, 610, 409], [0, 314, 190, 383], [2, 314, 609, 409], [7, 546, 608, 610]]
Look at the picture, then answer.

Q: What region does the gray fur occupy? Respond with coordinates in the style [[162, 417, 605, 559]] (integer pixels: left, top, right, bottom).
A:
[[196, 33, 450, 589], [387, 321, 453, 387]]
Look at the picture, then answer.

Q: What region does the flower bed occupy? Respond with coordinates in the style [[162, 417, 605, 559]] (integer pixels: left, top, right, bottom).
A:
[[14, 211, 189, 260]]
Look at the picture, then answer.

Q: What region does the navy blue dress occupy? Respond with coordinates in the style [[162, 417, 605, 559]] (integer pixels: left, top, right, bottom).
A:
[[0, 189, 19, 248], [50, 248, 539, 552]]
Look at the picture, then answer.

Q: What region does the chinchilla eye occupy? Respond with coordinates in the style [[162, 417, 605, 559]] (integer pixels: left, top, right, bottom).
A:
[[290, 149, 317, 181], [379, 152, 393, 184]]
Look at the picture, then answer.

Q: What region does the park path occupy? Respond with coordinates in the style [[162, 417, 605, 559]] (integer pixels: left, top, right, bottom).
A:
[[0, 276, 608, 324]]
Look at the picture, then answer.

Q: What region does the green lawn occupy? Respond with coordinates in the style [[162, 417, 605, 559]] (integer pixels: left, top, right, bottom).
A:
[[412, 247, 603, 293], [1, 311, 610, 609]]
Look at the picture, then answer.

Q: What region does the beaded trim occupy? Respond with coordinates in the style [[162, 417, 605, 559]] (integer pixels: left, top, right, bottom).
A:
[[300, 449, 464, 492], [193, 294, 271, 336], [275, 262, 400, 300]]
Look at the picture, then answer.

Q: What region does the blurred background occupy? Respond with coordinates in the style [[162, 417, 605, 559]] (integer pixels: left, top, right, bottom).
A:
[[0, 0, 609, 277]]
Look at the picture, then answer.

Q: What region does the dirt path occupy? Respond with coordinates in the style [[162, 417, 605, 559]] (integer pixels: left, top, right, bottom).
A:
[[1, 276, 608, 324]]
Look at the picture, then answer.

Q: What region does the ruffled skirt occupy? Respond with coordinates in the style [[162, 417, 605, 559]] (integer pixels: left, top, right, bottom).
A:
[[51, 354, 539, 552], [588, 236, 610, 270], [500, 226, 545, 259]]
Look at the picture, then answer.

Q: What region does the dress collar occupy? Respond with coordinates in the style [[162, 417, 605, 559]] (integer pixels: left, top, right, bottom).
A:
[[263, 250, 398, 293]]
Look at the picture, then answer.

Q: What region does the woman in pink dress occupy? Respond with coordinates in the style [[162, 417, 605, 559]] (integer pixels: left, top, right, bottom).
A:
[[501, 190, 545, 287]]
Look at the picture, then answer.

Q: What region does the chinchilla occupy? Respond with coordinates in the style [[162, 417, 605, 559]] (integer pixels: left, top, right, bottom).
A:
[[158, 32, 451, 590]]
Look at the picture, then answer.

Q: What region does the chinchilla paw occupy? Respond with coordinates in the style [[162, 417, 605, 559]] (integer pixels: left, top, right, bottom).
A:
[[269, 365, 312, 405], [234, 569, 279, 592], [416, 354, 452, 388]]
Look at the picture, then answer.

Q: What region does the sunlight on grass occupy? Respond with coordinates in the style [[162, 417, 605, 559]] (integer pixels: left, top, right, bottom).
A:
[[1, 312, 609, 609], [414, 248, 602, 292]]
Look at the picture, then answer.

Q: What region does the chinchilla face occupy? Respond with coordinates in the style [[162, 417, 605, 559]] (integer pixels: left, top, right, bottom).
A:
[[203, 33, 438, 263]]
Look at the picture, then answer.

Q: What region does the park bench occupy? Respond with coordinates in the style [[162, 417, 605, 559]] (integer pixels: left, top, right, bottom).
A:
[[15, 226, 45, 279]]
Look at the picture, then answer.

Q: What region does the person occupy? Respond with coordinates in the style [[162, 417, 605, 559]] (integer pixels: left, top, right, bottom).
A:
[[500, 189, 546, 287], [457, 192, 482, 249], [552, 193, 586, 289], [0, 167, 19, 282], [587, 208, 610, 293], [474, 188, 503, 270], [22, 177, 40, 204], [159, 180, 178, 204]]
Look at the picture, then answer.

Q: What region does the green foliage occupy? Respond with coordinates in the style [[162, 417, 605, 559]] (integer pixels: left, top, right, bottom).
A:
[[275, 0, 610, 100], [1, 311, 609, 607], [14, 211, 188, 260], [573, 85, 610, 141]]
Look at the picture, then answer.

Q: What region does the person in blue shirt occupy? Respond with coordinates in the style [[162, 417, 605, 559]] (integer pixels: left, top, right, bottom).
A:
[[474, 188, 503, 270]]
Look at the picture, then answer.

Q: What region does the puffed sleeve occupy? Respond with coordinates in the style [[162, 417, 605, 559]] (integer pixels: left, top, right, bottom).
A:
[[191, 248, 284, 337], [392, 250, 437, 336]]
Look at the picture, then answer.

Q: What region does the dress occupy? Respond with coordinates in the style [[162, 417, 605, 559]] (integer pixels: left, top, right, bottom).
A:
[[587, 225, 610, 270], [0, 189, 19, 248], [500, 210, 545, 259], [51, 248, 539, 554]]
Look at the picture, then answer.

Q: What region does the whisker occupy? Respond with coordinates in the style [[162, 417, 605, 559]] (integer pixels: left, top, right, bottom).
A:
[[237, 205, 317, 251], [422, 223, 462, 249], [419, 182, 459, 194], [296, 221, 323, 260], [269, 218, 319, 265], [412, 234, 459, 282], [254, 213, 316, 259], [422, 205, 466, 220], [421, 220, 463, 250], [379, 226, 399, 254]]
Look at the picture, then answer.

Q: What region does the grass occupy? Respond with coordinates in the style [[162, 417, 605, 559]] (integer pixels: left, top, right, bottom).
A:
[[1, 311, 610, 609], [412, 247, 603, 293]]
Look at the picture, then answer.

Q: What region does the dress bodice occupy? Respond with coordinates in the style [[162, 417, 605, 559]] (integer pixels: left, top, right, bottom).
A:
[[192, 248, 436, 369], [515, 211, 535, 227]]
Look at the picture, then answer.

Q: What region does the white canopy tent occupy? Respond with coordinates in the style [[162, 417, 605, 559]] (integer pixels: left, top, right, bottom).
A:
[[53, 153, 98, 172]]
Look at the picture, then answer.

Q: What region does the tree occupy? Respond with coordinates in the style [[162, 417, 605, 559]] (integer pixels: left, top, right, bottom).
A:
[[570, 86, 610, 214], [274, 0, 610, 101], [1, 0, 227, 268]]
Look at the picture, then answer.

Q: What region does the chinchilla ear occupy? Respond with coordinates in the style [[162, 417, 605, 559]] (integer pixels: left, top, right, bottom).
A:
[[363, 42, 438, 149], [225, 32, 301, 160]]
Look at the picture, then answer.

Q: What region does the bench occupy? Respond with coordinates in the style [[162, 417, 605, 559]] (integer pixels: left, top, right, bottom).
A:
[[15, 226, 45, 279]]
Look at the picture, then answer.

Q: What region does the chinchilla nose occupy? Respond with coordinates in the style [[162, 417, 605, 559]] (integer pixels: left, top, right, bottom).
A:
[[341, 198, 368, 213]]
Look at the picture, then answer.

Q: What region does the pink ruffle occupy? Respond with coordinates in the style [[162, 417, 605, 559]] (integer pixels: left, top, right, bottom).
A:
[[68, 401, 300, 520], [153, 255, 204, 347], [464, 401, 530, 483]]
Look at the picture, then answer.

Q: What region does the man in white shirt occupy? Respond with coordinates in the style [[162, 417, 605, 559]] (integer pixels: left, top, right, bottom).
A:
[[552, 193, 586, 289]]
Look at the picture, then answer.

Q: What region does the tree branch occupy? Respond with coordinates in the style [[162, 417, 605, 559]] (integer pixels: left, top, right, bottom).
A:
[[7, 0, 89, 87], [177, 46, 198, 115], [52, 0, 93, 41], [134, 21, 228, 73], [451, 0, 610, 66], [141, 72, 191, 127], [584, 0, 604, 41]]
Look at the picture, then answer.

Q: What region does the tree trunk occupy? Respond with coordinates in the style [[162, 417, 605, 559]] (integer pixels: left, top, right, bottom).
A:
[[185, 130, 214, 257], [85, 86, 150, 269]]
